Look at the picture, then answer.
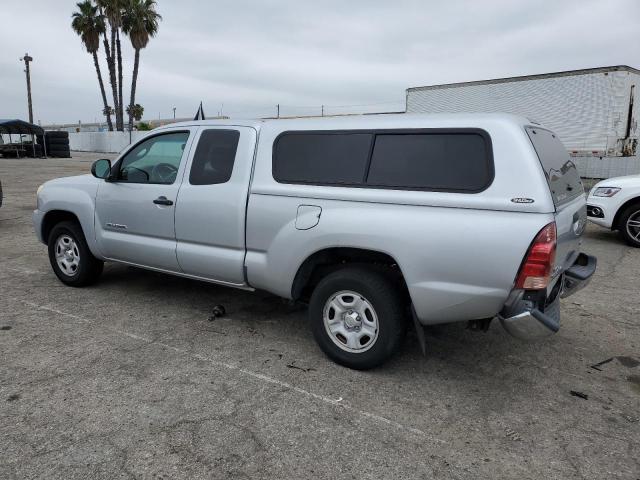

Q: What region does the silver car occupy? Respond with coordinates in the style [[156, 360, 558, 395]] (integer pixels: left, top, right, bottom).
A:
[[33, 113, 596, 369]]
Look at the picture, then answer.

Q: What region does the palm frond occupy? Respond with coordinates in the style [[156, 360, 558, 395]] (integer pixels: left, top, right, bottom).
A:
[[122, 0, 162, 50]]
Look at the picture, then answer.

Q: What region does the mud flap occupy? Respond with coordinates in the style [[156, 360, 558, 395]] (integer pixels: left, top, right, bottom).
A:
[[411, 305, 427, 356]]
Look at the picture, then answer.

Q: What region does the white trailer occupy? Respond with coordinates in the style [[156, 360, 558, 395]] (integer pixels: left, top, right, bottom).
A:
[[406, 65, 639, 179]]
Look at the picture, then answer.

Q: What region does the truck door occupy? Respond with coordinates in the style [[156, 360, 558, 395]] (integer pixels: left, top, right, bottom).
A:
[[174, 126, 257, 286], [94, 129, 196, 271]]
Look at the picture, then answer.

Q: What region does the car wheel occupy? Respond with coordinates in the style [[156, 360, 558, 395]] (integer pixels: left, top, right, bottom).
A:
[[618, 202, 640, 248], [47, 221, 104, 286], [309, 267, 406, 370]]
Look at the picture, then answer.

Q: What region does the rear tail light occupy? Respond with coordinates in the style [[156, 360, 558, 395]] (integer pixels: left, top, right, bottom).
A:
[[515, 222, 557, 290]]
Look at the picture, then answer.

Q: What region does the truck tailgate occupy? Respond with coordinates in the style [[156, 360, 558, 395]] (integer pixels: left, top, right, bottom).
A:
[[526, 126, 586, 273], [554, 195, 586, 271]]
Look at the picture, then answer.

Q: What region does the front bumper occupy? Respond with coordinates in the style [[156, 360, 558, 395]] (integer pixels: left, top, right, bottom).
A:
[[499, 253, 597, 340], [586, 200, 614, 228], [33, 209, 45, 244]]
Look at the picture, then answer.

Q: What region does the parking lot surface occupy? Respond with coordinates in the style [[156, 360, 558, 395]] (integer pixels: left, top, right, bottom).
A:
[[1, 153, 639, 479]]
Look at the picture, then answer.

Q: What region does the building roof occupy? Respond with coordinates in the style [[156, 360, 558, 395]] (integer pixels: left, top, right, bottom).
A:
[[407, 65, 640, 93], [0, 119, 44, 135]]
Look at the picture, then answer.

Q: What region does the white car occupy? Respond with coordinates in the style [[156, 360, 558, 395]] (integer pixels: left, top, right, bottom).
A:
[[587, 174, 640, 247]]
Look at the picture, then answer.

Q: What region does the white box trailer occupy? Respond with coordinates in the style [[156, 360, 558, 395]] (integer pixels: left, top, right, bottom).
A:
[[406, 65, 639, 179]]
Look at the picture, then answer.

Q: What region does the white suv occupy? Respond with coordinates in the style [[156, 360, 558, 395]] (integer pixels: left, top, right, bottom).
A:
[[587, 175, 640, 247]]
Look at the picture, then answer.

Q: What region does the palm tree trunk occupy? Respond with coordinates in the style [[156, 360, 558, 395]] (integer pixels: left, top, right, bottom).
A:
[[110, 28, 116, 69], [116, 29, 124, 132], [103, 31, 119, 131], [128, 48, 140, 132], [110, 27, 122, 130], [92, 51, 113, 131]]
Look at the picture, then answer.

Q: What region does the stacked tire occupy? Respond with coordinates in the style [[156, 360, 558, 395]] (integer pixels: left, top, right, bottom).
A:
[[37, 131, 71, 158], [24, 143, 43, 157]]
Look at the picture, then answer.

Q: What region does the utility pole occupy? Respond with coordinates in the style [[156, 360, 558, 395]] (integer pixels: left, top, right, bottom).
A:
[[321, 105, 324, 117], [277, 104, 280, 118], [20, 53, 34, 123], [172, 107, 176, 119]]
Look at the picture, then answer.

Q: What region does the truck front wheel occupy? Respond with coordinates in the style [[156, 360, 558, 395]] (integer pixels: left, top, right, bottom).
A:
[[309, 267, 406, 369], [47, 221, 104, 287]]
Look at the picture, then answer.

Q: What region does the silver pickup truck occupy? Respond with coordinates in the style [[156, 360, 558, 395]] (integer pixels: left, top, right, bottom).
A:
[[33, 113, 596, 369]]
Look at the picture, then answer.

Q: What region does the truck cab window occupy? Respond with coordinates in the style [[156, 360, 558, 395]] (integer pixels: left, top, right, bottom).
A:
[[189, 129, 240, 185], [117, 131, 189, 184]]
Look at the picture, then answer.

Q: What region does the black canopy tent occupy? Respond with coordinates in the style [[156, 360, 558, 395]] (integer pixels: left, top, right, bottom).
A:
[[0, 119, 46, 157]]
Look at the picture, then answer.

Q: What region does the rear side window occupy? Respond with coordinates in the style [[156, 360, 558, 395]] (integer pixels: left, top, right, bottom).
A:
[[272, 129, 493, 192], [189, 129, 240, 185], [273, 133, 372, 184], [526, 127, 584, 206], [367, 133, 492, 191]]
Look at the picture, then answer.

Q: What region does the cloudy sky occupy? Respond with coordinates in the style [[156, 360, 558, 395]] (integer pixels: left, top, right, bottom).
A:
[[1, 0, 638, 125]]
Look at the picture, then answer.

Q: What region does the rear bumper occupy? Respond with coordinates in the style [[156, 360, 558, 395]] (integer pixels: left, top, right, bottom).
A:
[[499, 253, 597, 340]]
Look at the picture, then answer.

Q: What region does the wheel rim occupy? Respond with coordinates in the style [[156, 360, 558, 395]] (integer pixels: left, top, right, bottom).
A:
[[54, 234, 81, 277], [626, 210, 640, 242], [323, 290, 379, 353]]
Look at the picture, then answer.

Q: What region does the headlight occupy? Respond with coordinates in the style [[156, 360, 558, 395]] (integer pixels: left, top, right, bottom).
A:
[[592, 187, 620, 197], [37, 184, 44, 195]]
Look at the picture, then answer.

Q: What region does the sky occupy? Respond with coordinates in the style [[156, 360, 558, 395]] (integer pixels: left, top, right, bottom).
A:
[[0, 0, 638, 125]]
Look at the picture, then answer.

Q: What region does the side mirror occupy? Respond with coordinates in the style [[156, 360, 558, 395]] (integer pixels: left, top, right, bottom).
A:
[[91, 159, 111, 179]]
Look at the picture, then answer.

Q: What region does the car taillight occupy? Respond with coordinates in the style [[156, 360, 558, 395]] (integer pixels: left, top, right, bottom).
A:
[[515, 222, 557, 290]]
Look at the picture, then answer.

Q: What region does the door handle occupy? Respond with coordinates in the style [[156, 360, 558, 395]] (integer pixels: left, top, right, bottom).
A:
[[153, 196, 173, 206]]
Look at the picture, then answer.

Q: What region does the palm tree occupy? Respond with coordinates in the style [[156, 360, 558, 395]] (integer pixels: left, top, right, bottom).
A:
[[122, 0, 161, 131], [71, 0, 114, 131], [126, 103, 144, 124], [97, 0, 127, 131]]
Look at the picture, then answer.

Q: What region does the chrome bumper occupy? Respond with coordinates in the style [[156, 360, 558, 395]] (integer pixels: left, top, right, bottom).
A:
[[499, 253, 597, 340]]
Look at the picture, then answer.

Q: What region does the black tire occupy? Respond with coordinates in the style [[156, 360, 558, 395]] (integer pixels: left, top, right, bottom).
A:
[[309, 267, 407, 370], [46, 138, 70, 146], [25, 145, 43, 157], [48, 149, 71, 158], [47, 221, 103, 287], [618, 202, 640, 248], [45, 131, 69, 139]]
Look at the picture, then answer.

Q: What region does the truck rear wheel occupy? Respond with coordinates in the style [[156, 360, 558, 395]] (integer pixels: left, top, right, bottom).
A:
[[618, 202, 640, 248], [47, 221, 104, 287], [309, 267, 406, 369]]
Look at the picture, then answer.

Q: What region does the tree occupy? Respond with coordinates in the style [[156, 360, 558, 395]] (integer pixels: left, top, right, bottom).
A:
[[123, 0, 161, 132], [96, 0, 127, 131], [96, 3, 118, 130], [126, 103, 144, 123], [71, 1, 114, 131]]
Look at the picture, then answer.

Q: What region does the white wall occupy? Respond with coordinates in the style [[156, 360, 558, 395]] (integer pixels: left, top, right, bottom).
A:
[[68, 131, 148, 153]]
